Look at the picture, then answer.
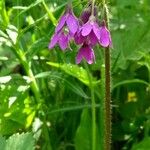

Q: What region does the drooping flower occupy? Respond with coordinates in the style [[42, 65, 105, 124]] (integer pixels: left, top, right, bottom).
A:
[[76, 43, 95, 64], [48, 32, 70, 50], [55, 7, 79, 35], [99, 21, 112, 47], [74, 27, 85, 45], [80, 15, 100, 46], [48, 2, 112, 65], [48, 5, 79, 51]]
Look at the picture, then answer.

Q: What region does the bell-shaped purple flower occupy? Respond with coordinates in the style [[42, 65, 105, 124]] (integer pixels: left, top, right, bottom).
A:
[[55, 7, 79, 35], [74, 27, 85, 45], [99, 22, 112, 47], [76, 43, 95, 64], [48, 32, 69, 50], [49, 5, 79, 50], [80, 16, 100, 46]]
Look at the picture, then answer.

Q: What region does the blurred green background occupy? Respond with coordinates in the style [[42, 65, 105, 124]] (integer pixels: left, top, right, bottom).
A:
[[0, 0, 150, 149]]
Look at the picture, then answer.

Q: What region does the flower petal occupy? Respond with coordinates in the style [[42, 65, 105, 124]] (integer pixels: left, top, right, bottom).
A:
[[81, 22, 92, 36], [48, 33, 58, 49], [76, 44, 95, 64], [58, 33, 68, 50], [93, 22, 100, 40], [99, 26, 110, 47], [89, 31, 98, 45], [80, 8, 91, 24], [55, 14, 66, 33], [74, 30, 85, 45], [66, 13, 78, 35]]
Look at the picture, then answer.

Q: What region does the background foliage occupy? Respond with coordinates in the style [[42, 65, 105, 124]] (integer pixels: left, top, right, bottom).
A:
[[0, 0, 150, 149]]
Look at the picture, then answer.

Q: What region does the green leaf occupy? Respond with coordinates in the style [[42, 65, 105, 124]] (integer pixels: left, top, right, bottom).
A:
[[0, 30, 8, 39], [131, 137, 150, 150], [0, 133, 35, 150], [75, 109, 100, 150], [6, 132, 35, 150], [15, 0, 43, 17], [27, 37, 49, 60], [35, 71, 89, 98], [112, 79, 149, 90], [47, 62, 99, 86], [0, 76, 12, 84], [75, 109, 92, 150], [0, 135, 6, 150], [6, 25, 18, 44]]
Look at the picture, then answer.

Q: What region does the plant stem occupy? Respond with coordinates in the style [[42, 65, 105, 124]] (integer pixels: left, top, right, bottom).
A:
[[102, 0, 112, 150], [104, 47, 111, 150], [99, 64, 105, 150], [91, 0, 95, 16], [84, 62, 96, 150], [42, 0, 57, 26], [16, 49, 41, 104], [15, 0, 41, 104]]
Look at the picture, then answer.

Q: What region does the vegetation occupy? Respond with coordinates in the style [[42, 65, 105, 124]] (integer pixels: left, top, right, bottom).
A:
[[0, 0, 150, 149]]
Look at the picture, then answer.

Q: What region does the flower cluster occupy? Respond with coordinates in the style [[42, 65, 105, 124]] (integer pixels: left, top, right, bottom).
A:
[[49, 4, 112, 64]]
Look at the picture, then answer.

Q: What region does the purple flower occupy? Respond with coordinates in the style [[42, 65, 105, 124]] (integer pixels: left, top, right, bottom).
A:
[[99, 22, 112, 47], [55, 7, 79, 35], [48, 32, 69, 50], [76, 43, 95, 64], [74, 28, 85, 45], [48, 5, 79, 50], [80, 16, 100, 46], [80, 5, 98, 24]]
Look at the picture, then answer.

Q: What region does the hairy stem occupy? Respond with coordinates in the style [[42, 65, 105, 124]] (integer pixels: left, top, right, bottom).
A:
[[104, 47, 111, 150], [102, 0, 112, 150]]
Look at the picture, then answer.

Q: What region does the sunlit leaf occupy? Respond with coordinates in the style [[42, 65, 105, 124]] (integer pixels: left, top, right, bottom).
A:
[[6, 132, 35, 150], [47, 62, 99, 86]]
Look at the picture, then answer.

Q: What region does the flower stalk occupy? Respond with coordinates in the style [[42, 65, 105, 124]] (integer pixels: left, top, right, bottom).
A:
[[92, 0, 96, 16], [102, 0, 112, 150]]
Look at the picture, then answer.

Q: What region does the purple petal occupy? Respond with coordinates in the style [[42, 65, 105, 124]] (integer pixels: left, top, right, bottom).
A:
[[109, 36, 113, 48], [89, 31, 98, 46], [48, 33, 58, 49], [74, 31, 85, 45], [80, 9, 91, 24], [55, 14, 67, 33], [66, 13, 78, 35], [81, 22, 92, 36], [99, 26, 110, 47], [76, 44, 95, 64], [93, 22, 100, 40], [58, 33, 68, 50], [69, 31, 74, 37]]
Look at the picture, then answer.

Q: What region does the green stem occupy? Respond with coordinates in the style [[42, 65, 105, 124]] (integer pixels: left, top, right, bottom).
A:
[[16, 49, 41, 103], [91, 0, 95, 16], [0, 0, 9, 27], [14, 0, 41, 104], [100, 64, 105, 150], [84, 62, 96, 150], [42, 0, 57, 26]]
